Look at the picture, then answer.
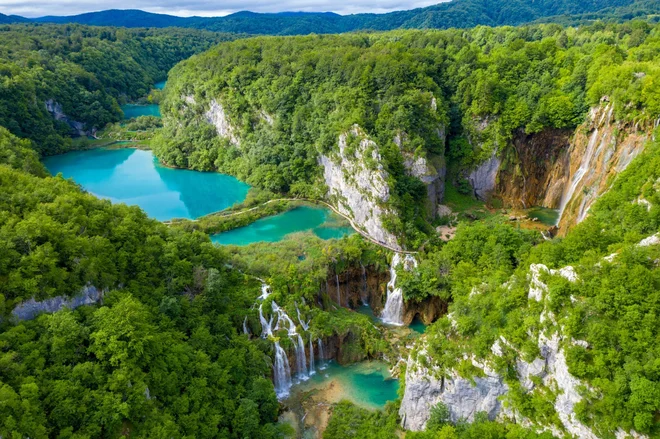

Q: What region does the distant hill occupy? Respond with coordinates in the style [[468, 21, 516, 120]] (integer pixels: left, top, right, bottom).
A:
[[3, 0, 658, 34]]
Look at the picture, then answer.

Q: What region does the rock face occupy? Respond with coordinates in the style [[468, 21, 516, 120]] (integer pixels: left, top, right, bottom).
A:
[[403, 152, 446, 217], [320, 125, 400, 249], [12, 285, 104, 321], [555, 104, 654, 232], [399, 259, 644, 437], [205, 99, 240, 146], [400, 351, 508, 430], [468, 153, 500, 201], [45, 99, 92, 137]]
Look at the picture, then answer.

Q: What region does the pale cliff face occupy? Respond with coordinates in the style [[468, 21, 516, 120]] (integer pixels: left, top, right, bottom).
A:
[[399, 248, 653, 438], [320, 125, 401, 250]]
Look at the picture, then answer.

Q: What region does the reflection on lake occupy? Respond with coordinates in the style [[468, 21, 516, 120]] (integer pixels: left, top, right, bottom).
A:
[[43, 148, 249, 221]]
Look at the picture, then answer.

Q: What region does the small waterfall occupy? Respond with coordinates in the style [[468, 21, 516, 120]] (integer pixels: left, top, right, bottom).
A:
[[295, 302, 309, 331], [317, 338, 326, 369], [557, 128, 600, 224], [308, 336, 316, 375], [381, 253, 417, 326], [273, 341, 292, 398], [243, 316, 249, 335], [335, 274, 341, 305]]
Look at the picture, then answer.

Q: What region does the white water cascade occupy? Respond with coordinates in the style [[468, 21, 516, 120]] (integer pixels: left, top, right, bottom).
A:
[[273, 341, 292, 396], [308, 336, 316, 375], [317, 338, 326, 370], [243, 316, 249, 335], [381, 253, 417, 326], [360, 262, 368, 304], [557, 128, 600, 224], [335, 274, 341, 305]]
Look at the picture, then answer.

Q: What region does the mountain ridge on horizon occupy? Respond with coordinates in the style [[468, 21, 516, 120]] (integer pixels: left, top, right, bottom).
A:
[[1, 0, 658, 35]]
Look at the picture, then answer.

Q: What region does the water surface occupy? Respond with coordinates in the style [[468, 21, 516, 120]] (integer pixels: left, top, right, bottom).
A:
[[121, 104, 161, 119], [287, 361, 398, 410], [154, 80, 167, 90], [43, 148, 249, 221], [409, 318, 427, 334], [527, 207, 560, 226], [211, 206, 353, 245]]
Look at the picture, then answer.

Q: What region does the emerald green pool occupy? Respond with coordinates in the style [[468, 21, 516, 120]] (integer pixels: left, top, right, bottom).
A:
[[287, 361, 398, 410], [409, 318, 427, 334], [211, 206, 354, 245], [527, 207, 560, 226], [43, 148, 249, 221], [121, 104, 161, 119], [154, 80, 167, 90]]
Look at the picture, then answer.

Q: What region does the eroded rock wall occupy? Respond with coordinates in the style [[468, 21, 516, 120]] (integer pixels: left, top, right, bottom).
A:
[[12, 285, 104, 321], [45, 99, 93, 137], [320, 125, 400, 249]]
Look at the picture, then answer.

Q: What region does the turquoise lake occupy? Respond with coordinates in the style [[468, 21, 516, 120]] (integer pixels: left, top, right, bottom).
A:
[[154, 80, 167, 90], [43, 148, 249, 221], [121, 104, 161, 119], [211, 206, 354, 245], [288, 361, 398, 410], [527, 207, 560, 226]]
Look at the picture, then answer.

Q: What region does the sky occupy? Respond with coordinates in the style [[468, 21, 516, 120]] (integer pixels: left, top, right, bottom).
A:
[[0, 0, 445, 18]]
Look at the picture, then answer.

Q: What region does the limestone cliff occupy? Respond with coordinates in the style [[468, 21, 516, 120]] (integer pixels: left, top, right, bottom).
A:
[[205, 99, 240, 146], [11, 285, 104, 321], [320, 125, 400, 250], [45, 99, 94, 137], [399, 252, 651, 437]]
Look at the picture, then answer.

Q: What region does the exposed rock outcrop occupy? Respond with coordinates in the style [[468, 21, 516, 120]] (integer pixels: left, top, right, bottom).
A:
[[468, 152, 500, 201], [45, 99, 93, 137], [400, 350, 508, 430], [320, 125, 400, 249], [205, 99, 240, 146], [12, 285, 104, 321]]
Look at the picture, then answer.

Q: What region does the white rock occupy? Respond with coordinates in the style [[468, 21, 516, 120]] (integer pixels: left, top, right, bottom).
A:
[[205, 99, 240, 146]]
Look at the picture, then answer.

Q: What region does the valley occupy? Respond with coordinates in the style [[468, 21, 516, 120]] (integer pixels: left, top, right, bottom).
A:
[[0, 4, 659, 439]]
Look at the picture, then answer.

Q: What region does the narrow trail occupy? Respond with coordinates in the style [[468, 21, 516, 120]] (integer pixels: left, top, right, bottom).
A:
[[164, 198, 417, 254]]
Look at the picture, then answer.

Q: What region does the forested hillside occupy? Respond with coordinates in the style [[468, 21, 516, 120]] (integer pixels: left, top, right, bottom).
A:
[[0, 24, 232, 155], [8, 0, 659, 35], [156, 20, 660, 248]]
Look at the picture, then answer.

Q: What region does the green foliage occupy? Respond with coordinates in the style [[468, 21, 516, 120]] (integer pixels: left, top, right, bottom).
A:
[[0, 24, 232, 155]]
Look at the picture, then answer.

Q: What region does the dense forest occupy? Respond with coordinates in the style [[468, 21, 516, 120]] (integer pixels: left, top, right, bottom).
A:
[[155, 20, 660, 248], [0, 24, 232, 155], [0, 7, 659, 438], [3, 0, 658, 35]]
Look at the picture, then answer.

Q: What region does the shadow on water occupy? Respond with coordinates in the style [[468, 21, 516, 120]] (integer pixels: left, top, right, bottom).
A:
[[43, 148, 249, 221]]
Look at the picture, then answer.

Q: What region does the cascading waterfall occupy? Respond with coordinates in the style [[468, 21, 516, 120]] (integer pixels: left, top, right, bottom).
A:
[[295, 302, 309, 331], [243, 316, 249, 335], [273, 341, 292, 397], [335, 274, 341, 305], [308, 336, 316, 375], [557, 128, 600, 224], [317, 338, 326, 370], [381, 253, 417, 325]]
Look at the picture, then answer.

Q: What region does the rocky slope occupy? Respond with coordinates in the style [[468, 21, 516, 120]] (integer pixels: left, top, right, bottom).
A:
[[399, 240, 656, 438], [467, 103, 658, 233], [320, 125, 401, 249]]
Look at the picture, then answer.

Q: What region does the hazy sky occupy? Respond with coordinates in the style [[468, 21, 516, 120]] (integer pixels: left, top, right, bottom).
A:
[[1, 0, 445, 18]]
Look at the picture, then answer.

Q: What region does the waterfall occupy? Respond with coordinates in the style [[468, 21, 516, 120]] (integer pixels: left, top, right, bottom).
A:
[[294, 334, 308, 379], [557, 128, 600, 224], [317, 338, 326, 370], [243, 316, 249, 335], [273, 341, 292, 398], [295, 302, 309, 331], [308, 336, 316, 375], [335, 274, 341, 305], [381, 253, 417, 326]]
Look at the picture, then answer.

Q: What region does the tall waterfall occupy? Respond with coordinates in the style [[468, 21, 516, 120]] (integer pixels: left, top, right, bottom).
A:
[[309, 336, 316, 375], [381, 253, 417, 325], [273, 341, 292, 397], [335, 274, 341, 305], [317, 338, 326, 369], [243, 316, 249, 335], [557, 128, 600, 223]]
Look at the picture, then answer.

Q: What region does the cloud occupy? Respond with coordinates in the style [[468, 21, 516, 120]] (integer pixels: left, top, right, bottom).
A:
[[0, 0, 445, 18]]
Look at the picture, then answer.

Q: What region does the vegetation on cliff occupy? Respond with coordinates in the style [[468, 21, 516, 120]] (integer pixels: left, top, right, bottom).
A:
[[0, 24, 232, 155]]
